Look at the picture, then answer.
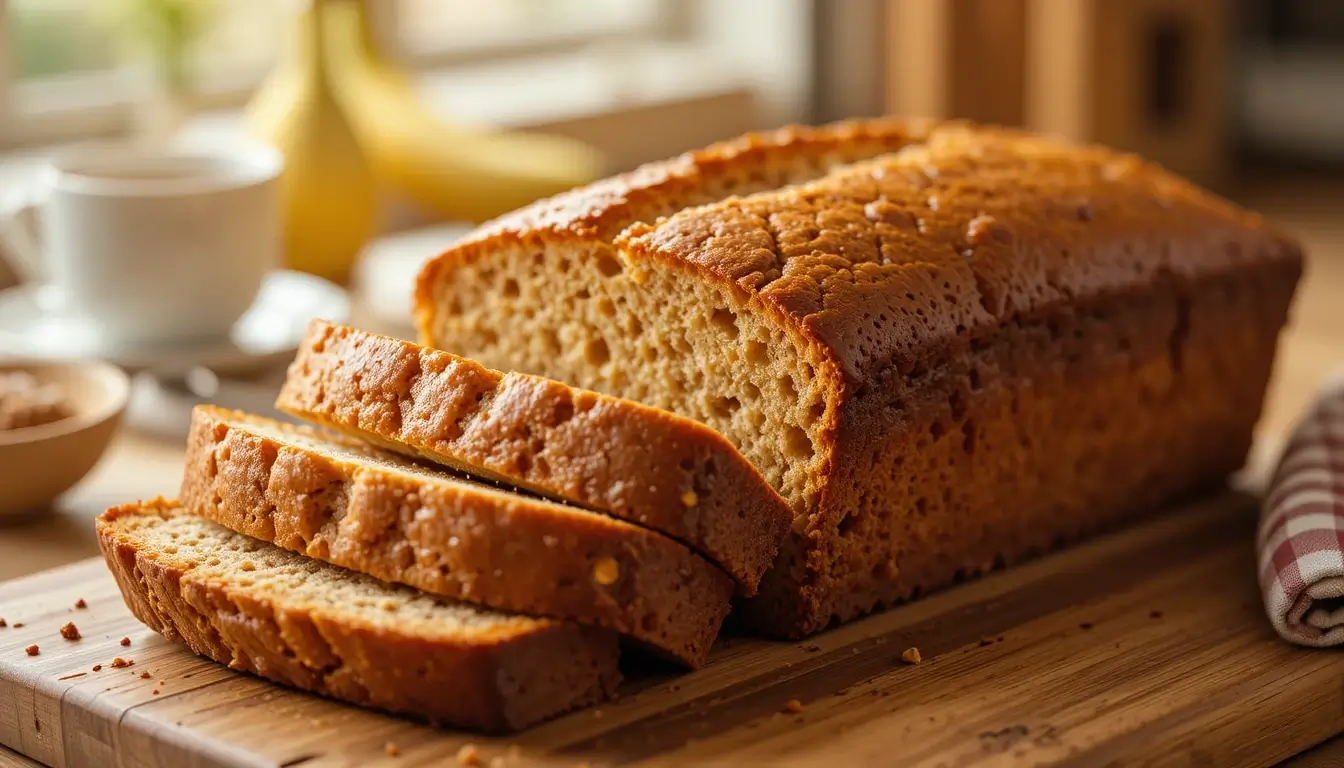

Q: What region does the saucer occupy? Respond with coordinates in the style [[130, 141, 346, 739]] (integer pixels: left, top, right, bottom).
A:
[[0, 270, 350, 376]]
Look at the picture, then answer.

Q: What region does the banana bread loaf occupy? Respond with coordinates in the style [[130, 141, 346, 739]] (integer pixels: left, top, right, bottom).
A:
[[413, 119, 1303, 638], [179, 406, 733, 666], [98, 499, 620, 731], [276, 319, 791, 593]]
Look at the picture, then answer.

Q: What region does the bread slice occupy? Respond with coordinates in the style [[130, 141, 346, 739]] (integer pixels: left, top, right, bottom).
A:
[[179, 405, 733, 666], [275, 319, 791, 593], [97, 499, 620, 732], [412, 118, 1303, 637]]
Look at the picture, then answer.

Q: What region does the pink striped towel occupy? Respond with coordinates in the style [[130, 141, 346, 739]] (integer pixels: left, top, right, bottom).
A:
[[1259, 384, 1344, 647]]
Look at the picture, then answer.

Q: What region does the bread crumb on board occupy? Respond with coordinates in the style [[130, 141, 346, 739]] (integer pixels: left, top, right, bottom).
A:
[[13, 622, 25, 628], [901, 647, 922, 664], [119, 637, 131, 647], [110, 657, 133, 668], [60, 622, 81, 641], [24, 644, 38, 656], [384, 741, 401, 758], [139, 672, 152, 680], [457, 744, 481, 766], [91, 664, 102, 672], [74, 599, 87, 609], [783, 698, 804, 714], [0, 618, 6, 628]]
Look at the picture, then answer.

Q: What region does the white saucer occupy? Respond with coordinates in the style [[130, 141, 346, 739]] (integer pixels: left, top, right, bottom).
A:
[[0, 270, 350, 375]]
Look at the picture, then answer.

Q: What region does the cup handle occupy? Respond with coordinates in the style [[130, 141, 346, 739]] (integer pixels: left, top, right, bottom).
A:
[[0, 187, 45, 284]]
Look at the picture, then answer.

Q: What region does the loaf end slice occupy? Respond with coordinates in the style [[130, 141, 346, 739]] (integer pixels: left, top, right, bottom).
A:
[[97, 498, 620, 732], [180, 406, 734, 667], [276, 319, 791, 594]]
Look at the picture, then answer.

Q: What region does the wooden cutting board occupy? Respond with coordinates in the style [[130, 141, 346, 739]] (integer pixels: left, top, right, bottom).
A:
[[1, 491, 1341, 768]]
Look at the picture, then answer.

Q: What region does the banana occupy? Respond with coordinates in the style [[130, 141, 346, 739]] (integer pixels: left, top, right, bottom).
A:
[[320, 0, 607, 224], [245, 0, 377, 284]]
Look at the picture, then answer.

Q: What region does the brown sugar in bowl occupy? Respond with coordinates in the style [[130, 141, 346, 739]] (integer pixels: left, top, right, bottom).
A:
[[0, 360, 129, 517]]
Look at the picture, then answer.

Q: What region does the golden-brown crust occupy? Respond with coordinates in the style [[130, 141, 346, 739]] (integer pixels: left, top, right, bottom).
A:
[[96, 499, 621, 732], [412, 118, 1306, 637], [276, 319, 791, 593], [738, 264, 1300, 635], [179, 406, 734, 667], [412, 118, 933, 341], [611, 123, 1305, 635], [616, 125, 1302, 386], [620, 126, 1304, 635]]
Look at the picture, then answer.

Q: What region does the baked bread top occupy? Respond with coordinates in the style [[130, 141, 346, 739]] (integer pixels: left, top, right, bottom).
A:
[[277, 319, 791, 592], [418, 119, 1301, 384], [414, 118, 932, 328], [469, 118, 935, 243], [616, 124, 1303, 386]]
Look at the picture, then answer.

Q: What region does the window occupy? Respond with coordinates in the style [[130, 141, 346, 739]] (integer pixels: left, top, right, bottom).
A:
[[11, 0, 118, 80], [0, 0, 694, 147], [394, 0, 670, 63]]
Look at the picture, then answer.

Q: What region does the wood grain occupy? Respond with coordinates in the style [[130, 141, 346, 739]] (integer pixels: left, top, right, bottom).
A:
[[0, 492, 1340, 768], [0, 745, 42, 768], [1285, 737, 1344, 768]]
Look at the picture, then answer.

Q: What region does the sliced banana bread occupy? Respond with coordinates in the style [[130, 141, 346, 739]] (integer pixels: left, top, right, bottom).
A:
[[413, 118, 1304, 638], [276, 319, 791, 593], [179, 406, 732, 667], [97, 499, 620, 732]]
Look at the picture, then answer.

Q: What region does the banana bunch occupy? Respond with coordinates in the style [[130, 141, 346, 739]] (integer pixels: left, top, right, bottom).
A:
[[246, 0, 607, 282], [322, 0, 607, 224], [245, 0, 375, 284]]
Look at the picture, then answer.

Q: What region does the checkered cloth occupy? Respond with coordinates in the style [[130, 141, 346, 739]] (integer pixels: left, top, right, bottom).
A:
[[1259, 383, 1344, 647]]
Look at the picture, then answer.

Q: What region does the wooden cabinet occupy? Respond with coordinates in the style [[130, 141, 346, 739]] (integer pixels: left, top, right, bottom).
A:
[[884, 0, 1232, 186], [885, 0, 1028, 127]]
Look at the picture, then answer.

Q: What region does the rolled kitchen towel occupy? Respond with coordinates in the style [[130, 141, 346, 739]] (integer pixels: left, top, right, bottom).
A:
[[1259, 381, 1344, 647]]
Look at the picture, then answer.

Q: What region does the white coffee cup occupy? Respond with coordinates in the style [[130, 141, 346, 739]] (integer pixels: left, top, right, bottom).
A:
[[0, 142, 283, 346]]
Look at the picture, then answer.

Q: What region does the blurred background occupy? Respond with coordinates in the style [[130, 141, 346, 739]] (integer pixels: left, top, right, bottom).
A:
[[0, 1, 1341, 308], [0, 0, 1341, 580], [2, 1, 1342, 319]]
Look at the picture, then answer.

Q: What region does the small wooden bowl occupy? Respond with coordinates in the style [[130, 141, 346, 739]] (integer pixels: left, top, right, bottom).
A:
[[0, 361, 130, 517]]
